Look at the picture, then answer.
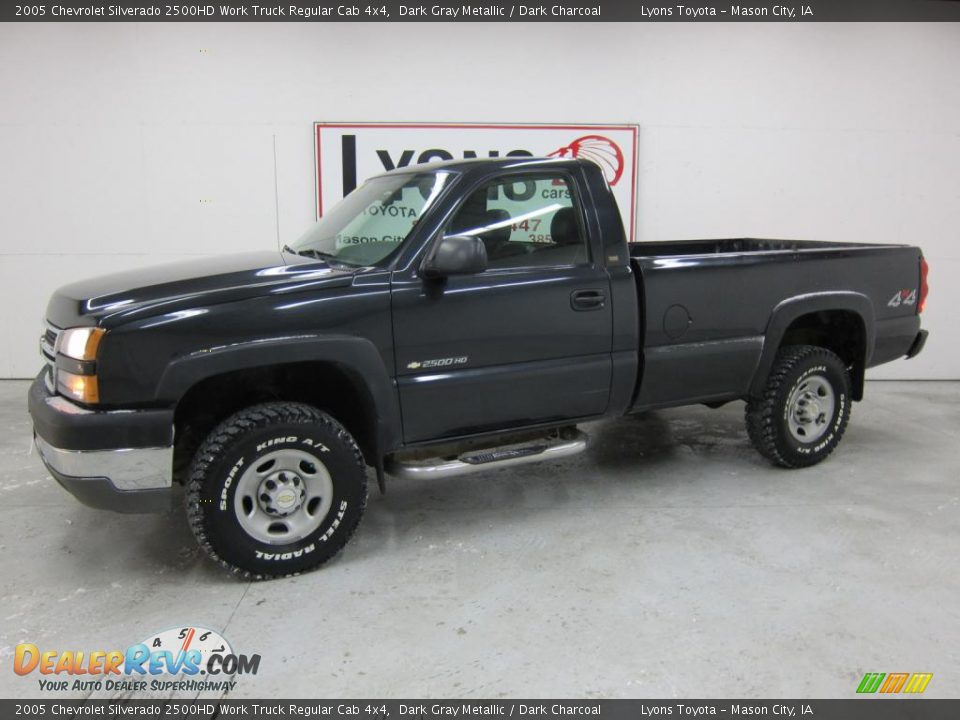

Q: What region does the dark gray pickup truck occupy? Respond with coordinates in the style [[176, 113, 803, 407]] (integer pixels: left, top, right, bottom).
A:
[[29, 157, 928, 578]]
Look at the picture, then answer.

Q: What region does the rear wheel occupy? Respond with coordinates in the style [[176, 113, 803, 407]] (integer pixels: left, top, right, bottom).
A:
[[186, 402, 367, 579], [745, 345, 852, 468]]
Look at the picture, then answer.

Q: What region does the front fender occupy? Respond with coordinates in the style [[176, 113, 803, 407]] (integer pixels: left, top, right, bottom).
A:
[[156, 334, 402, 454]]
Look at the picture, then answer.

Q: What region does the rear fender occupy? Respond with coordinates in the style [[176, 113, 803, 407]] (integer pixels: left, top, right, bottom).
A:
[[750, 292, 874, 399]]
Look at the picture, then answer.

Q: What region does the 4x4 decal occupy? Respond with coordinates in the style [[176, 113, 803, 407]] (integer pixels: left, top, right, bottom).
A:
[[888, 289, 917, 307]]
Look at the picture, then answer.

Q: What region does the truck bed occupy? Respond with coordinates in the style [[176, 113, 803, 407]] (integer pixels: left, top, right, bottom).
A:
[[626, 237, 923, 411], [628, 237, 897, 258]]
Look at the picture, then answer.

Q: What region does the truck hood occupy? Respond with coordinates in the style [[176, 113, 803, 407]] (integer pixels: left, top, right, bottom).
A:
[[46, 250, 359, 329]]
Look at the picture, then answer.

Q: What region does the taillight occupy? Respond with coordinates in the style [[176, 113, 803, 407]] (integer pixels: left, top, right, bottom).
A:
[[919, 255, 929, 313]]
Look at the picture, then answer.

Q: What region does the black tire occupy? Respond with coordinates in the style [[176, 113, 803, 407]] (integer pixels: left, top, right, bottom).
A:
[[745, 345, 852, 468], [186, 402, 367, 579]]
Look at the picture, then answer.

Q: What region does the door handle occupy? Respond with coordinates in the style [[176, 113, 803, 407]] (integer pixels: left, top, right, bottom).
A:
[[571, 289, 606, 311]]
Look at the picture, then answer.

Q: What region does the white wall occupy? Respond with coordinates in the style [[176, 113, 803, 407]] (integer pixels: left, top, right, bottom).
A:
[[0, 22, 957, 379]]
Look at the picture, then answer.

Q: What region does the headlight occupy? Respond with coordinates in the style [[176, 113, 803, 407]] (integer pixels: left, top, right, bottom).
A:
[[55, 327, 105, 404], [57, 327, 105, 361]]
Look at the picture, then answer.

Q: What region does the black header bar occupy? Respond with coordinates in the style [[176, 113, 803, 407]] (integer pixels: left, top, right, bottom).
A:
[[4, 0, 960, 23], [2, 699, 959, 719]]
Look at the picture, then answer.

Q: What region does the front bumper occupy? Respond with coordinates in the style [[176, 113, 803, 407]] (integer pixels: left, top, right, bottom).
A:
[[28, 373, 174, 513]]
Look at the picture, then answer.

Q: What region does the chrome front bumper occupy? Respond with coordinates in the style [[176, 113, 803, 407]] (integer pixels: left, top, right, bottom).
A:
[[34, 436, 173, 492], [28, 373, 175, 513]]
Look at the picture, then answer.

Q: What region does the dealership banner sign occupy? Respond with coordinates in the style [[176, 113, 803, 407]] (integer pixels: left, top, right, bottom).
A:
[[314, 122, 639, 241]]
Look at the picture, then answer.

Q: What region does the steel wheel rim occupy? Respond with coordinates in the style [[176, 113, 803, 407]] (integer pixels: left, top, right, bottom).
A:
[[786, 374, 836, 443], [233, 448, 334, 545]]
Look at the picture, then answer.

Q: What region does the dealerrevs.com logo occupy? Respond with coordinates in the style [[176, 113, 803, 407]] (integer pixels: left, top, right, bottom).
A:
[[14, 626, 260, 694]]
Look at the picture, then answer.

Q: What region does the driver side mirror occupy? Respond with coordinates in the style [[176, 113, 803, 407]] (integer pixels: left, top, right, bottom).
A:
[[421, 235, 488, 279]]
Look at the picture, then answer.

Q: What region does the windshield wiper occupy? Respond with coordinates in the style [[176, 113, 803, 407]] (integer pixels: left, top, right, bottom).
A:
[[283, 244, 329, 260], [282, 245, 359, 267]]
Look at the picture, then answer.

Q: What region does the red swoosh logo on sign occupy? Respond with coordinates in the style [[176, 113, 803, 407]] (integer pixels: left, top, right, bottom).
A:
[[548, 135, 625, 186]]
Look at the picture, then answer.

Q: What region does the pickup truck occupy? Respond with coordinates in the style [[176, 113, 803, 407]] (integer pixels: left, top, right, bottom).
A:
[[29, 157, 929, 578]]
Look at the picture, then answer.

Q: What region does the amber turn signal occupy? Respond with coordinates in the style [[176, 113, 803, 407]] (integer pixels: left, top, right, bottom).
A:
[[57, 370, 100, 405]]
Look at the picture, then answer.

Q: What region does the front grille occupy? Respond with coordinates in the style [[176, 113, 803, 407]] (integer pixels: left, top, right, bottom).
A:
[[40, 321, 61, 393]]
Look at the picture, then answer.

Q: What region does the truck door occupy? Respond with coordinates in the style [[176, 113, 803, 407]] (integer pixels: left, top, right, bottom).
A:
[[390, 170, 613, 443]]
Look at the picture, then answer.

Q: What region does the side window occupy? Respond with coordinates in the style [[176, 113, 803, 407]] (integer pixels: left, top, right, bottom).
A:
[[446, 174, 588, 269]]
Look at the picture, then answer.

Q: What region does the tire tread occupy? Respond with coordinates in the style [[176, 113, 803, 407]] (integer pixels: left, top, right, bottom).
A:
[[745, 345, 851, 469], [185, 402, 367, 580]]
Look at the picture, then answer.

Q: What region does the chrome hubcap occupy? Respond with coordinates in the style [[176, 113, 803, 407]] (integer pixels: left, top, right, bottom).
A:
[[258, 470, 305, 517], [786, 374, 835, 443], [234, 448, 333, 544]]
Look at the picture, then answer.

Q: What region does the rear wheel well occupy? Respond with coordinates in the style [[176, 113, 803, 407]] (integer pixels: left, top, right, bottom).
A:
[[172, 363, 377, 484], [778, 310, 866, 399]]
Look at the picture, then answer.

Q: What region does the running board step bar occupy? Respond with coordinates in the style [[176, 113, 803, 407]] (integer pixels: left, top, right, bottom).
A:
[[386, 430, 589, 481]]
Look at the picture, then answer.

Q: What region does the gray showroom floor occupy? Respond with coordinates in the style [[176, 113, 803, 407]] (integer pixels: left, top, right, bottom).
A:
[[0, 380, 957, 699]]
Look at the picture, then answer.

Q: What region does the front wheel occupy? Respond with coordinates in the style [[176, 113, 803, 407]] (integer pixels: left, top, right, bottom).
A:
[[745, 345, 852, 468], [186, 402, 367, 579]]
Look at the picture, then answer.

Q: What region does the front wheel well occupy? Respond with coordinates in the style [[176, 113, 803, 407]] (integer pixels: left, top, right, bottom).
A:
[[777, 310, 866, 400], [172, 362, 378, 484]]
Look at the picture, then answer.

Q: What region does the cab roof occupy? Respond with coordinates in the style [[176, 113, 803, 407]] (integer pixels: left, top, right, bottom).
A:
[[370, 156, 587, 179]]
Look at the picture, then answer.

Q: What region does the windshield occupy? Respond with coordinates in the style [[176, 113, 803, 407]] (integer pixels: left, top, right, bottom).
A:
[[288, 171, 453, 267]]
